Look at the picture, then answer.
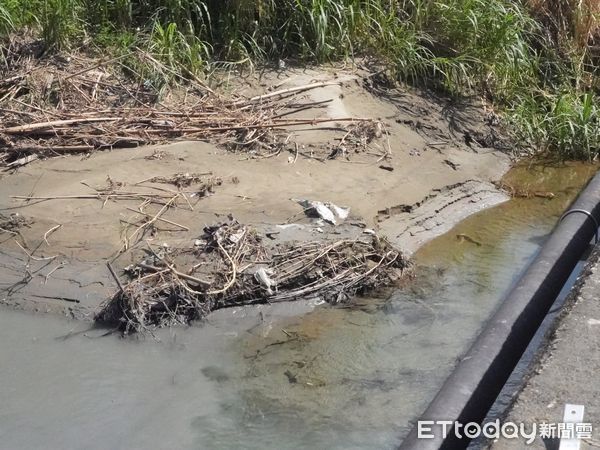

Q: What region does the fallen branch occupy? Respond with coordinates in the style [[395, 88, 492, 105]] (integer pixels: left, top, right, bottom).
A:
[[14, 239, 57, 261]]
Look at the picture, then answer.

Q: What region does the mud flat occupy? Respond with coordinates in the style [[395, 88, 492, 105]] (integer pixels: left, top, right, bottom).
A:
[[0, 68, 511, 321]]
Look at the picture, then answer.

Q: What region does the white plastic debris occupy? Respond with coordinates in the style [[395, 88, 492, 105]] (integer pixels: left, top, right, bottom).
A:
[[229, 229, 245, 244], [254, 267, 276, 296], [276, 223, 305, 230], [313, 201, 337, 224], [363, 228, 376, 235], [294, 199, 350, 225], [327, 203, 350, 220]]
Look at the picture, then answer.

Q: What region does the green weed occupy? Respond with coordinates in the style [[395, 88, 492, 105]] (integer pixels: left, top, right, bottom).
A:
[[511, 91, 600, 161], [0, 3, 15, 35], [41, 0, 84, 49]]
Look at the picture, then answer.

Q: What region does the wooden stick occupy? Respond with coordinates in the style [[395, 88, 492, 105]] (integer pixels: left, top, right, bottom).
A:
[[4, 145, 94, 153], [106, 261, 125, 293], [125, 207, 189, 231], [2, 117, 121, 134], [14, 239, 57, 261], [123, 194, 179, 250], [270, 99, 333, 119], [43, 224, 62, 246], [44, 262, 64, 284], [235, 81, 341, 105], [138, 117, 372, 134], [138, 262, 210, 287], [207, 236, 240, 295], [11, 192, 176, 200], [63, 53, 132, 81]]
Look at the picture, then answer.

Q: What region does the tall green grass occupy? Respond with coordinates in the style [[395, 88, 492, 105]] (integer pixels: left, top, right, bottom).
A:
[[510, 90, 600, 161], [0, 0, 598, 159], [0, 0, 537, 91], [0, 3, 14, 36]]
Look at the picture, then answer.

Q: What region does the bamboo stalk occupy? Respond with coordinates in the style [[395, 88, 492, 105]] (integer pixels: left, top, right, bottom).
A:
[[2, 117, 121, 134], [234, 81, 341, 105]]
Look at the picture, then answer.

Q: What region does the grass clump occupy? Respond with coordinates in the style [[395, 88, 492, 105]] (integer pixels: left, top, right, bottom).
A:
[[422, 0, 539, 97], [511, 91, 600, 161], [41, 0, 84, 50], [146, 21, 210, 77]]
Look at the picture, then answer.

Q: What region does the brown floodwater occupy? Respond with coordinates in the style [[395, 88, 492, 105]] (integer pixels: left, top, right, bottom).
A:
[[0, 162, 597, 450]]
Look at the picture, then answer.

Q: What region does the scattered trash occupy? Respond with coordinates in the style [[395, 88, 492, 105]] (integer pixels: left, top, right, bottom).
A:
[[229, 229, 245, 244], [299, 199, 336, 224], [363, 228, 376, 235], [379, 165, 394, 172]]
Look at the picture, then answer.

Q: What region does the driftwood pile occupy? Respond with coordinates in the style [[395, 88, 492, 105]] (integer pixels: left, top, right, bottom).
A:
[[0, 39, 382, 168], [97, 221, 408, 333]]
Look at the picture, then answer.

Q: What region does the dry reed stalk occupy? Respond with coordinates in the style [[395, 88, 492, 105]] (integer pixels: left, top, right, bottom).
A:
[[0, 50, 384, 168]]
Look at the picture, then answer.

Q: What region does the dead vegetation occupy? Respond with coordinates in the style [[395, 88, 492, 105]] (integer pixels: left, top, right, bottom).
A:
[[97, 220, 408, 334], [0, 36, 404, 330], [4, 120, 406, 332], [0, 37, 385, 169], [528, 0, 600, 51]]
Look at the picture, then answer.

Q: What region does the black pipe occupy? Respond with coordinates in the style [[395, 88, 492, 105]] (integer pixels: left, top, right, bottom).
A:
[[399, 171, 600, 450]]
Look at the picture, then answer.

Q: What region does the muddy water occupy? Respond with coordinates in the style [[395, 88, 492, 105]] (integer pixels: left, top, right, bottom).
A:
[[0, 163, 596, 450]]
